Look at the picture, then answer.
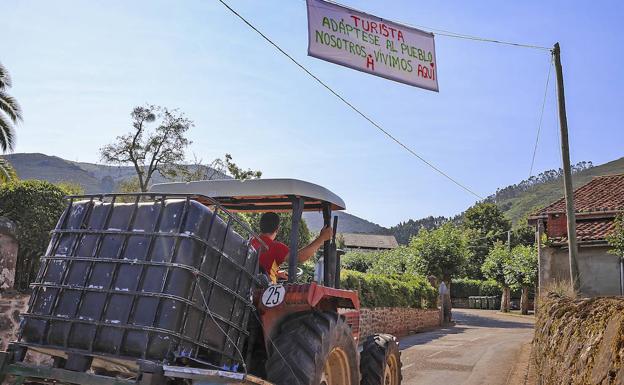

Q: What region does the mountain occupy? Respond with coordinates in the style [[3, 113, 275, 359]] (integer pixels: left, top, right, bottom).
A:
[[303, 211, 389, 234], [4, 153, 389, 234], [490, 157, 624, 224]]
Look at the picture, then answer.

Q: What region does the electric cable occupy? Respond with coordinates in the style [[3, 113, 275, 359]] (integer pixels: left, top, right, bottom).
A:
[[305, 0, 552, 51], [216, 0, 484, 200], [528, 59, 554, 178]]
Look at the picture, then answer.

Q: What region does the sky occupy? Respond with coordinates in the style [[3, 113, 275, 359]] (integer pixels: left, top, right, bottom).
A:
[[2, 0, 623, 227]]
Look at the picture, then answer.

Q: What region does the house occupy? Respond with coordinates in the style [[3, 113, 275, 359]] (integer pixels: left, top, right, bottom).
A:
[[528, 174, 624, 296], [339, 233, 399, 251]]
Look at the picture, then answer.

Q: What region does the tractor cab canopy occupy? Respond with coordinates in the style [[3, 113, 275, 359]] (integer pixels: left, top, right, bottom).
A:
[[150, 178, 345, 288], [149, 178, 346, 212]]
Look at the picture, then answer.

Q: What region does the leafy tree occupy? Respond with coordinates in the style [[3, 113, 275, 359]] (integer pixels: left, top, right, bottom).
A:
[[462, 202, 511, 279], [505, 244, 537, 314], [407, 222, 470, 283], [390, 215, 447, 245], [0, 157, 17, 184], [100, 105, 193, 192], [0, 62, 21, 153], [181, 153, 262, 182], [341, 251, 376, 273], [55, 181, 85, 195], [0, 180, 74, 291], [607, 214, 624, 257], [482, 242, 513, 312]]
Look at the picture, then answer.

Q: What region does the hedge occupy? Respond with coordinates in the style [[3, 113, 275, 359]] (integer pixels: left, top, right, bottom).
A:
[[451, 278, 527, 299], [340, 270, 437, 309]]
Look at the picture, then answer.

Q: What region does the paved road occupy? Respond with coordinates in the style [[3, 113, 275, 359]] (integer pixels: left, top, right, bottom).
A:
[[400, 309, 535, 385]]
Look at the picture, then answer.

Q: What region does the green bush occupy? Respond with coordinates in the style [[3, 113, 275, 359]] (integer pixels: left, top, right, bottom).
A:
[[0, 180, 73, 291], [340, 270, 437, 309], [451, 278, 503, 298], [341, 251, 377, 273]]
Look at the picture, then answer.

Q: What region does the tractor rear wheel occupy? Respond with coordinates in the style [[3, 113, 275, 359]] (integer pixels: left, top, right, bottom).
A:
[[360, 334, 402, 385], [265, 311, 359, 385]]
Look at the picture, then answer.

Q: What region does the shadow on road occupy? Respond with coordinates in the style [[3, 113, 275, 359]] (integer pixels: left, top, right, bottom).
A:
[[399, 309, 534, 350], [453, 310, 534, 330]]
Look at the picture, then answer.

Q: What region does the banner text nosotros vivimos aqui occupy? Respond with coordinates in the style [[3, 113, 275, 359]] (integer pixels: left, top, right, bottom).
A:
[[307, 0, 438, 91]]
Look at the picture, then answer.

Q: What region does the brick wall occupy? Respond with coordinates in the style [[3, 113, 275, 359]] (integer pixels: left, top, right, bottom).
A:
[[358, 307, 440, 339]]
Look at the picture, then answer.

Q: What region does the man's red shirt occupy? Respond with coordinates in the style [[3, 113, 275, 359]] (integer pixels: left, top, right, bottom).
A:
[[251, 235, 289, 283]]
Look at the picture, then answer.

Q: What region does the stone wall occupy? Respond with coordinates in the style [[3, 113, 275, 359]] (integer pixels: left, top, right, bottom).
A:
[[533, 293, 624, 384], [0, 217, 18, 290], [0, 293, 28, 351], [358, 307, 440, 339]]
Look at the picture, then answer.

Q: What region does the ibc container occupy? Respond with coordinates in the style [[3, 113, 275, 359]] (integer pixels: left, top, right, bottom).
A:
[[18, 194, 260, 371]]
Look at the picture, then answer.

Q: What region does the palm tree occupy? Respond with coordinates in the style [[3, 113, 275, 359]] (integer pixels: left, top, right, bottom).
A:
[[0, 62, 22, 183], [0, 62, 21, 151], [0, 157, 16, 183]]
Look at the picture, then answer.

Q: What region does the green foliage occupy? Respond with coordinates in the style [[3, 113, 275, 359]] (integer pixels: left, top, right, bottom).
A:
[[0, 157, 17, 184], [54, 181, 85, 195], [505, 244, 538, 288], [341, 251, 376, 273], [451, 278, 503, 298], [462, 202, 511, 279], [340, 270, 437, 309], [116, 177, 141, 193], [481, 242, 512, 286], [0, 180, 73, 290], [408, 222, 471, 281], [0, 61, 22, 152], [607, 214, 624, 257], [390, 215, 447, 245]]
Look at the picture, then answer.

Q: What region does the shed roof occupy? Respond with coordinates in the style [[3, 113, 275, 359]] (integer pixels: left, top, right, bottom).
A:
[[340, 233, 399, 249], [531, 174, 624, 217]]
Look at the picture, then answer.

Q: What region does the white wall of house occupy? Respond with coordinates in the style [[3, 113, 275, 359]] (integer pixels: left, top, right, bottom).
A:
[[539, 244, 621, 296]]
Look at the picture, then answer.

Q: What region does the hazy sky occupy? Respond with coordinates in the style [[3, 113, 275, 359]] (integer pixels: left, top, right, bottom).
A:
[[2, 0, 623, 226]]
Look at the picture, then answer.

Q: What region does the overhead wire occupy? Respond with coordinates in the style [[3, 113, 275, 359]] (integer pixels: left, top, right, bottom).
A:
[[305, 0, 552, 51], [528, 58, 554, 178], [216, 0, 484, 200]]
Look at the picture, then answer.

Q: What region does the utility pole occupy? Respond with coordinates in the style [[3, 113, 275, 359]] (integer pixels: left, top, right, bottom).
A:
[[552, 42, 580, 292]]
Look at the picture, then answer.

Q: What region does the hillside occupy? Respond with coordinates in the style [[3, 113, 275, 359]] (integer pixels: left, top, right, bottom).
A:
[[303, 211, 389, 234], [4, 153, 389, 234], [493, 157, 624, 224], [5, 152, 623, 236]]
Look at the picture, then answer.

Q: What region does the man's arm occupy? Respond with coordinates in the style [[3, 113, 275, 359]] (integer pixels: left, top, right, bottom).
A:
[[296, 226, 333, 263]]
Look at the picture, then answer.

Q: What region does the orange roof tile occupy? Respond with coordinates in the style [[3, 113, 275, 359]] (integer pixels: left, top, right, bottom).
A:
[[534, 174, 624, 216]]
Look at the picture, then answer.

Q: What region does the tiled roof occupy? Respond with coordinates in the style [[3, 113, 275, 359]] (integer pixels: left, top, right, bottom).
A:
[[534, 174, 624, 216], [552, 219, 617, 244], [340, 233, 399, 249]]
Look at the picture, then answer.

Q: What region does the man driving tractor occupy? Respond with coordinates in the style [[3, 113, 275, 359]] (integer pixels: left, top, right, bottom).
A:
[[251, 212, 333, 283]]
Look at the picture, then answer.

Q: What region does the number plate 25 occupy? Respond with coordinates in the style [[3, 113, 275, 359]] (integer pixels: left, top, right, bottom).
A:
[[261, 284, 286, 308]]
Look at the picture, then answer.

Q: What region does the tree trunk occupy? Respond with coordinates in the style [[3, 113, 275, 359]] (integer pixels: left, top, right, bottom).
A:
[[520, 286, 529, 315], [500, 286, 511, 312]]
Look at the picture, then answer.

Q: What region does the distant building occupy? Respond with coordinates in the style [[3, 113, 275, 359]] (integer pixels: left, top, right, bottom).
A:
[[340, 233, 399, 251], [528, 174, 624, 296]]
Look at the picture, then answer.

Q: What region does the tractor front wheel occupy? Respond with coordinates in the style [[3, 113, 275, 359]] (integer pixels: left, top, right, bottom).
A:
[[265, 311, 359, 385], [360, 334, 402, 385]]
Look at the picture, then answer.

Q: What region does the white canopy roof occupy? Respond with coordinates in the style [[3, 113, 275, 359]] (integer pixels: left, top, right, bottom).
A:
[[149, 178, 346, 211]]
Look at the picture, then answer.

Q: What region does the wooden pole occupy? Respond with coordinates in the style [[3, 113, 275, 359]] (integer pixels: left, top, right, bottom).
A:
[[552, 42, 580, 292]]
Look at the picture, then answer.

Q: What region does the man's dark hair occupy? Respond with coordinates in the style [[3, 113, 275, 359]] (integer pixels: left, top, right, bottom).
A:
[[260, 212, 280, 234]]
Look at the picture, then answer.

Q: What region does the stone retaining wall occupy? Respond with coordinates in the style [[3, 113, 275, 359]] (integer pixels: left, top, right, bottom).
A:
[[359, 307, 440, 339], [533, 293, 624, 384], [0, 293, 28, 351]]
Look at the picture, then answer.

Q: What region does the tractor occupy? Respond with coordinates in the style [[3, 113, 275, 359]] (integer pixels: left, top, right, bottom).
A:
[[0, 178, 401, 385]]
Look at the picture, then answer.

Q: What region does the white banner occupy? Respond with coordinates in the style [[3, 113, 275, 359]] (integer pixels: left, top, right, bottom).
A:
[[307, 0, 439, 91]]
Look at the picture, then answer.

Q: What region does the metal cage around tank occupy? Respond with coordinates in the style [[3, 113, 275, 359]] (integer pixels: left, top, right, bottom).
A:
[[16, 192, 265, 371]]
